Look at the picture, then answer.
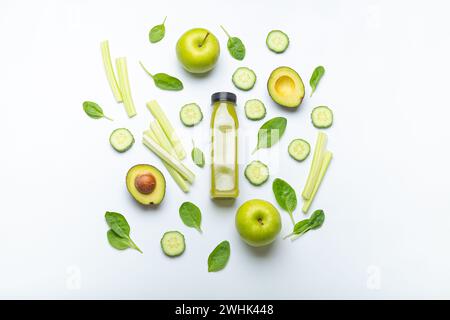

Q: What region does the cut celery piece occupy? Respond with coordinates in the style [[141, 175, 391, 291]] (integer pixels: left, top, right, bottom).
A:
[[142, 135, 194, 183], [302, 132, 327, 200], [302, 151, 332, 213], [147, 122, 190, 192], [100, 41, 123, 103], [146, 100, 186, 160], [144, 129, 190, 193], [116, 57, 137, 118]]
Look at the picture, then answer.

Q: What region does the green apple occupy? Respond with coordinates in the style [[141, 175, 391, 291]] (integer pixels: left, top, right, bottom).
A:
[[235, 199, 282, 247], [176, 28, 220, 74]]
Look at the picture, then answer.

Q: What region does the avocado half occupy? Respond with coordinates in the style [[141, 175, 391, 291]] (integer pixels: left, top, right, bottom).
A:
[[267, 66, 305, 108], [126, 164, 166, 205]]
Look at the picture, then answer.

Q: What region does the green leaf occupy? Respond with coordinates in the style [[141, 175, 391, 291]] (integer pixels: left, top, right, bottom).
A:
[[208, 241, 230, 272], [285, 209, 325, 240], [308, 209, 325, 229], [192, 147, 205, 168], [149, 16, 166, 43], [179, 202, 202, 233], [107, 230, 132, 250], [152, 73, 183, 90], [293, 220, 311, 235], [105, 212, 142, 253], [105, 211, 130, 238], [220, 25, 246, 60], [191, 140, 205, 168], [83, 101, 112, 121], [139, 61, 183, 91], [272, 178, 297, 225], [253, 117, 287, 153], [309, 66, 325, 97]]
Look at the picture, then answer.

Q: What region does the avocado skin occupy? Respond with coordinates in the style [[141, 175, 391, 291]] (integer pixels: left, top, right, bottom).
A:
[[126, 164, 166, 205], [267, 66, 305, 108]]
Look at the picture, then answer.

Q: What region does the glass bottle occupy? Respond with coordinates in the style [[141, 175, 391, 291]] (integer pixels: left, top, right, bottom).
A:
[[210, 92, 239, 199]]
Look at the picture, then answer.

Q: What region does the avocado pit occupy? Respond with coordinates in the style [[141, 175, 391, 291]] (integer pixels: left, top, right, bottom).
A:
[[135, 173, 156, 194]]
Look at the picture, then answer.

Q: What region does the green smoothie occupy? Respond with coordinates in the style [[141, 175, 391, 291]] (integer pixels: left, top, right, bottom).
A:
[[210, 92, 239, 199]]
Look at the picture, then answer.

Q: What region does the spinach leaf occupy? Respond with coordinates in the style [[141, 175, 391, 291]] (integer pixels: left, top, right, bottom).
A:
[[149, 16, 167, 43], [272, 178, 297, 225], [253, 117, 287, 154], [105, 211, 130, 238], [293, 219, 311, 234], [152, 73, 183, 90], [83, 101, 113, 121], [192, 147, 205, 168], [220, 25, 246, 60], [179, 202, 202, 233], [309, 66, 325, 97], [107, 230, 132, 250], [191, 140, 205, 168], [284, 209, 325, 240], [208, 240, 230, 272], [308, 209, 325, 229], [139, 61, 183, 91], [105, 212, 142, 253]]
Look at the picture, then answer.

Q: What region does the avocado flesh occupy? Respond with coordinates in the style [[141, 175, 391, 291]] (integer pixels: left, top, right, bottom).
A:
[[267, 66, 305, 108], [126, 164, 166, 205]]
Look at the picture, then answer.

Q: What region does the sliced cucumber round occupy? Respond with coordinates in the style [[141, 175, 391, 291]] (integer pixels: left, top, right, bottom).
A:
[[288, 139, 310, 162], [109, 128, 134, 153], [311, 106, 333, 129], [180, 103, 203, 127], [244, 99, 266, 121], [266, 30, 289, 53], [244, 160, 269, 186], [161, 231, 185, 257], [232, 67, 256, 91]]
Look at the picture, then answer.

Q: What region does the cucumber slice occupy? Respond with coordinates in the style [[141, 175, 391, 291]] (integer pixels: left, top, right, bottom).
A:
[[232, 67, 256, 91], [311, 106, 333, 129], [244, 99, 266, 121], [266, 30, 289, 53], [244, 160, 269, 186], [161, 231, 185, 257], [288, 139, 311, 162], [180, 103, 203, 127], [109, 128, 134, 153]]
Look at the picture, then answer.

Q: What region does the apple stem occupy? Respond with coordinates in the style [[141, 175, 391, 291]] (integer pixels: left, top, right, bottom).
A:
[[220, 25, 231, 38], [199, 32, 210, 47], [162, 16, 167, 25]]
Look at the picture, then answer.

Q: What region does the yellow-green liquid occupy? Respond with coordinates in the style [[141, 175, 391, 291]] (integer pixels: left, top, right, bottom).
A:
[[210, 100, 239, 198]]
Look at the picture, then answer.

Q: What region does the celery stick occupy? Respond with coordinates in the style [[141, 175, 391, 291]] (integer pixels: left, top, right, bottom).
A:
[[116, 57, 137, 118], [302, 151, 332, 213], [302, 132, 327, 200], [146, 100, 186, 159], [144, 129, 190, 193], [100, 41, 123, 103], [142, 135, 195, 183], [148, 123, 194, 178]]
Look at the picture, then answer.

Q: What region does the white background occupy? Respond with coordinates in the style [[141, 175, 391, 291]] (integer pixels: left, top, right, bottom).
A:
[[1, 0, 450, 299]]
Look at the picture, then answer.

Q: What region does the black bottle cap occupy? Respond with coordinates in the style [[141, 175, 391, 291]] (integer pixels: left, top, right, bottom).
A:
[[211, 92, 237, 105]]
